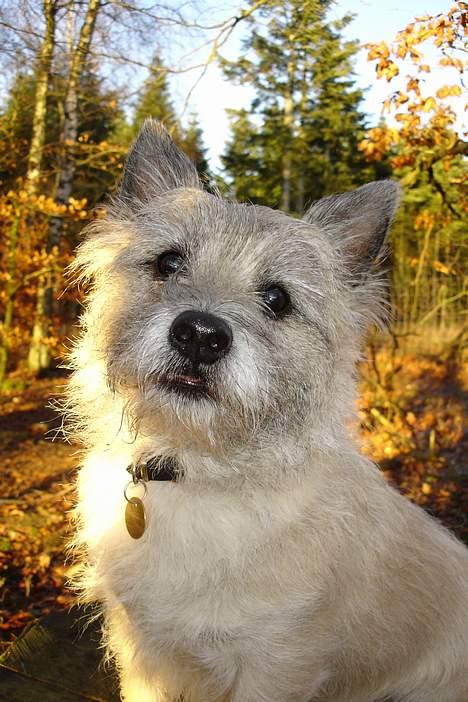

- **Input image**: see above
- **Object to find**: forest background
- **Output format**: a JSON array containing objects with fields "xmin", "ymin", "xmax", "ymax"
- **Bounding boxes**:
[{"xmin": 0, "ymin": 0, "xmax": 466, "ymax": 651}]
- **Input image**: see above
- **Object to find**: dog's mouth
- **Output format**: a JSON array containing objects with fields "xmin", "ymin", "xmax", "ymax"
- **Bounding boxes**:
[{"xmin": 158, "ymin": 371, "xmax": 211, "ymax": 399}]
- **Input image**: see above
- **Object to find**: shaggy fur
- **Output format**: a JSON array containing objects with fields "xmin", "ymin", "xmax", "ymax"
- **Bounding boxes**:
[{"xmin": 67, "ymin": 120, "xmax": 468, "ymax": 702}]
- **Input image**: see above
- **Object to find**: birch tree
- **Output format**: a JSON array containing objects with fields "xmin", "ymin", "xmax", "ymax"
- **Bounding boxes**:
[
  {"xmin": 0, "ymin": 0, "xmax": 57, "ymax": 385},
  {"xmin": 28, "ymin": 0, "xmax": 101, "ymax": 372}
]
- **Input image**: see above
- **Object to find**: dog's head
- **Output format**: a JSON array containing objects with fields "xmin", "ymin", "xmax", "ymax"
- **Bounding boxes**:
[{"xmin": 73, "ymin": 120, "xmax": 399, "ymax": 452}]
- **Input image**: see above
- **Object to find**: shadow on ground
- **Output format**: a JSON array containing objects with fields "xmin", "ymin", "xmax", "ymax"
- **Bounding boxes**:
[{"xmin": 0, "ymin": 608, "xmax": 119, "ymax": 701}]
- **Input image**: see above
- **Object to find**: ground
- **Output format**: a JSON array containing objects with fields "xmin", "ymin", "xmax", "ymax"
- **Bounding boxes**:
[{"xmin": 0, "ymin": 348, "xmax": 467, "ymax": 653}]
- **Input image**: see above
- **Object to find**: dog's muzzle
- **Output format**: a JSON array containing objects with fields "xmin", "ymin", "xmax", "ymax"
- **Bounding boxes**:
[{"xmin": 169, "ymin": 310, "xmax": 232, "ymax": 365}]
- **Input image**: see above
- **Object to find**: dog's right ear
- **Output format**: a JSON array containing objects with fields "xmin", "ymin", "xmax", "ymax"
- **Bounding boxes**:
[{"xmin": 119, "ymin": 118, "xmax": 201, "ymax": 206}]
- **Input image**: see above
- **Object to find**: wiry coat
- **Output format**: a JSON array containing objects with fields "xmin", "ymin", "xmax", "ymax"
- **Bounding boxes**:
[{"xmin": 67, "ymin": 120, "xmax": 468, "ymax": 702}]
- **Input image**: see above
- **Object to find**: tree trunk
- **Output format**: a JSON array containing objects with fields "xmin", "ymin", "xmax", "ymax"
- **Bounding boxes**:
[
  {"xmin": 49, "ymin": 0, "xmax": 101, "ymax": 252},
  {"xmin": 1, "ymin": 0, "xmax": 56, "ymax": 382},
  {"xmin": 410, "ymin": 223, "xmax": 432, "ymax": 328},
  {"xmin": 281, "ymin": 43, "xmax": 296, "ymax": 213},
  {"xmin": 25, "ymin": 0, "xmax": 57, "ymax": 198},
  {"xmin": 282, "ymin": 92, "xmax": 293, "ymax": 212},
  {"xmin": 28, "ymin": 0, "xmax": 101, "ymax": 373},
  {"xmin": 295, "ymin": 68, "xmax": 308, "ymax": 214}
]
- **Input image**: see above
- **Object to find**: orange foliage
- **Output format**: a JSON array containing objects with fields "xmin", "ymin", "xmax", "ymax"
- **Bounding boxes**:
[
  {"xmin": 359, "ymin": 2, "xmax": 466, "ymax": 169},
  {"xmin": 0, "ymin": 187, "xmax": 89, "ymax": 369},
  {"xmin": 359, "ymin": 347, "xmax": 467, "ymax": 526}
]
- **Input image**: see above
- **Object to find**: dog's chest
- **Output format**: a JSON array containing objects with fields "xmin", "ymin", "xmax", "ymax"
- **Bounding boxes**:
[
  {"xmin": 95, "ymin": 483, "xmax": 310, "ymax": 660},
  {"xmin": 98, "ymin": 487, "xmax": 268, "ymax": 642}
]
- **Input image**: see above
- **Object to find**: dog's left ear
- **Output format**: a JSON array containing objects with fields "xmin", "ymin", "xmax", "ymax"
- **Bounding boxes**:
[
  {"xmin": 304, "ymin": 181, "xmax": 400, "ymax": 277},
  {"xmin": 120, "ymin": 118, "xmax": 201, "ymax": 206}
]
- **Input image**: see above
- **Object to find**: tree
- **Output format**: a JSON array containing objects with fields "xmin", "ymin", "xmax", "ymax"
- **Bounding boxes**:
[
  {"xmin": 222, "ymin": 0, "xmax": 380, "ymax": 213},
  {"xmin": 181, "ymin": 114, "xmax": 210, "ymax": 181},
  {"xmin": 71, "ymin": 72, "xmax": 127, "ymax": 205},
  {"xmin": 0, "ymin": 69, "xmax": 125, "ymax": 387},
  {"xmin": 0, "ymin": 0, "xmax": 266, "ymax": 384},
  {"xmin": 360, "ymin": 2, "xmax": 466, "ymax": 332},
  {"xmin": 223, "ymin": 107, "xmax": 282, "ymax": 204},
  {"xmin": 132, "ymin": 59, "xmax": 210, "ymax": 180},
  {"xmin": 0, "ymin": 0, "xmax": 57, "ymax": 386},
  {"xmin": 24, "ymin": 0, "xmax": 57, "ymax": 198},
  {"xmin": 0, "ymin": 74, "xmax": 38, "ymax": 191},
  {"xmin": 132, "ymin": 55, "xmax": 180, "ymax": 138},
  {"xmin": 28, "ymin": 0, "xmax": 102, "ymax": 373}
]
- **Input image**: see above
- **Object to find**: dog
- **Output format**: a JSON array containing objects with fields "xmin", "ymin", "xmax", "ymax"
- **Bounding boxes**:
[{"xmin": 67, "ymin": 119, "xmax": 468, "ymax": 702}]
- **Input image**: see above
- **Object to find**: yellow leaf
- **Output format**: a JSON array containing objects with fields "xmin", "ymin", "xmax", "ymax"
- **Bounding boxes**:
[
  {"xmin": 380, "ymin": 61, "xmax": 399, "ymax": 81},
  {"xmin": 396, "ymin": 92, "xmax": 409, "ymax": 104},
  {"xmin": 439, "ymin": 56, "xmax": 464, "ymax": 72},
  {"xmin": 422, "ymin": 96, "xmax": 437, "ymax": 112},
  {"xmin": 406, "ymin": 77, "xmax": 421, "ymax": 95},
  {"xmin": 38, "ymin": 553, "xmax": 51, "ymax": 569},
  {"xmin": 433, "ymin": 261, "xmax": 451, "ymax": 274},
  {"xmin": 367, "ymin": 41, "xmax": 390, "ymax": 61}
]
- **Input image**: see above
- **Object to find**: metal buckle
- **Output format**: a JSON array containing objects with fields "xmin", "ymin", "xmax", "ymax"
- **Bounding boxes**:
[{"xmin": 126, "ymin": 460, "xmax": 149, "ymax": 484}]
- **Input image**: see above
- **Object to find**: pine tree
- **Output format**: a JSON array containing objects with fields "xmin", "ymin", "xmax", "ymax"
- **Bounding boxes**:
[
  {"xmin": 72, "ymin": 71, "xmax": 126, "ymax": 206},
  {"xmin": 0, "ymin": 69, "xmax": 124, "ymax": 202},
  {"xmin": 132, "ymin": 55, "xmax": 180, "ymax": 139},
  {"xmin": 132, "ymin": 60, "xmax": 210, "ymax": 181},
  {"xmin": 0, "ymin": 74, "xmax": 38, "ymax": 190},
  {"xmin": 223, "ymin": 107, "xmax": 283, "ymax": 205},
  {"xmin": 181, "ymin": 114, "xmax": 210, "ymax": 179},
  {"xmin": 222, "ymin": 0, "xmax": 386, "ymax": 213}
]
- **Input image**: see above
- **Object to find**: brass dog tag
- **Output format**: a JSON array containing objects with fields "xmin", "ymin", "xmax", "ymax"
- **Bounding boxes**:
[{"xmin": 125, "ymin": 496, "xmax": 146, "ymax": 539}]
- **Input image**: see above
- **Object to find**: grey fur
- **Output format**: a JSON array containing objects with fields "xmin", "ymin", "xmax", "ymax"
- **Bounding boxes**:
[
  {"xmin": 120, "ymin": 119, "xmax": 201, "ymax": 206},
  {"xmin": 305, "ymin": 180, "xmax": 400, "ymax": 272},
  {"xmin": 67, "ymin": 120, "xmax": 468, "ymax": 702}
]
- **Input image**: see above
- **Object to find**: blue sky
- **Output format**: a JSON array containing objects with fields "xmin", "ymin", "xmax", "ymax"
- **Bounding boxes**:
[{"xmin": 168, "ymin": 1, "xmax": 457, "ymax": 172}]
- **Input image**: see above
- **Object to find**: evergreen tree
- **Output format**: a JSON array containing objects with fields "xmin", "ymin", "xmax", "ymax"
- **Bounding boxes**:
[
  {"xmin": 222, "ymin": 0, "xmax": 387, "ymax": 212},
  {"xmin": 73, "ymin": 71, "xmax": 126, "ymax": 206},
  {"xmin": 132, "ymin": 59, "xmax": 210, "ymax": 181},
  {"xmin": 132, "ymin": 55, "xmax": 180, "ymax": 139},
  {"xmin": 181, "ymin": 114, "xmax": 210, "ymax": 179},
  {"xmin": 0, "ymin": 74, "xmax": 38, "ymax": 190},
  {"xmin": 223, "ymin": 107, "xmax": 283, "ymax": 204},
  {"xmin": 0, "ymin": 69, "xmax": 124, "ymax": 203}
]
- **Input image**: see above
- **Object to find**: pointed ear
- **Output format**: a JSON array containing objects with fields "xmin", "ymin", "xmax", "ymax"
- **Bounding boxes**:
[
  {"xmin": 120, "ymin": 118, "xmax": 201, "ymax": 205},
  {"xmin": 304, "ymin": 181, "xmax": 400, "ymax": 276}
]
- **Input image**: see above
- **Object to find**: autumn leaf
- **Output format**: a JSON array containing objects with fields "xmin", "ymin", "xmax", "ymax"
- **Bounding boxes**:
[
  {"xmin": 436, "ymin": 85, "xmax": 462, "ymax": 98},
  {"xmin": 422, "ymin": 96, "xmax": 437, "ymax": 112}
]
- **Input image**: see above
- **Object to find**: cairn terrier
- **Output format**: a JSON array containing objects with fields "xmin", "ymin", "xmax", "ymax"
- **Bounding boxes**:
[{"xmin": 68, "ymin": 119, "xmax": 468, "ymax": 702}]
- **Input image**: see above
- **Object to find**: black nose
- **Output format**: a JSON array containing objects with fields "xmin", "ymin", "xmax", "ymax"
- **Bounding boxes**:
[{"xmin": 169, "ymin": 311, "xmax": 233, "ymax": 365}]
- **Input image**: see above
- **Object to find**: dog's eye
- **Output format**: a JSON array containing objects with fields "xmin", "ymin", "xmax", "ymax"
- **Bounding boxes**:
[
  {"xmin": 261, "ymin": 286, "xmax": 291, "ymax": 318},
  {"xmin": 156, "ymin": 251, "xmax": 184, "ymax": 278}
]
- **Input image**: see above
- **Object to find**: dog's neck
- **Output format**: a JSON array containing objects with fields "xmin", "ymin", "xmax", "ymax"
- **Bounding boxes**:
[{"xmin": 129, "ymin": 427, "xmax": 352, "ymax": 493}]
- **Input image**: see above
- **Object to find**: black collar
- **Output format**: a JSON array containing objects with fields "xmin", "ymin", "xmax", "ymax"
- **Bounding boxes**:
[{"xmin": 127, "ymin": 456, "xmax": 179, "ymax": 482}]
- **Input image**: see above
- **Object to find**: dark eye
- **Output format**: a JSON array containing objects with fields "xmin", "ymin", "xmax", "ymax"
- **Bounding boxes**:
[
  {"xmin": 156, "ymin": 251, "xmax": 184, "ymax": 278},
  {"xmin": 261, "ymin": 285, "xmax": 291, "ymax": 318}
]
